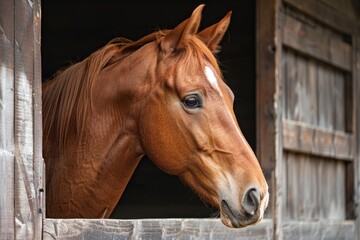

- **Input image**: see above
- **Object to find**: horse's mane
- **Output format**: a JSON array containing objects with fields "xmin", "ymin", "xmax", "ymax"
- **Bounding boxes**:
[{"xmin": 42, "ymin": 29, "xmax": 221, "ymax": 151}]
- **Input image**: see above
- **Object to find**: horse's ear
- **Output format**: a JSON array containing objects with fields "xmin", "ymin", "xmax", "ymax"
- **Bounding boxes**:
[
  {"xmin": 197, "ymin": 11, "xmax": 232, "ymax": 54},
  {"xmin": 161, "ymin": 4, "xmax": 204, "ymax": 52}
]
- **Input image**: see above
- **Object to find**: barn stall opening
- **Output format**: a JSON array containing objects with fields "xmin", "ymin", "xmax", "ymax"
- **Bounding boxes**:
[{"xmin": 1, "ymin": 0, "xmax": 360, "ymax": 239}]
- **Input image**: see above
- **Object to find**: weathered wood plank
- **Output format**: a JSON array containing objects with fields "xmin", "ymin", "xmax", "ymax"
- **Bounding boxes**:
[
  {"xmin": 273, "ymin": 0, "xmax": 284, "ymax": 239},
  {"xmin": 284, "ymin": 152, "xmax": 298, "ymax": 219},
  {"xmin": 318, "ymin": 0, "xmax": 358, "ymax": 20},
  {"xmin": 282, "ymin": 50, "xmax": 310, "ymax": 122},
  {"xmin": 283, "ymin": 220, "xmax": 355, "ymax": 239},
  {"xmin": 333, "ymin": 71, "xmax": 345, "ymax": 131},
  {"xmin": 282, "ymin": 120, "xmax": 353, "ymax": 160},
  {"xmin": 283, "ymin": 50, "xmax": 347, "ymax": 131},
  {"xmin": 282, "ymin": 151, "xmax": 288, "ymax": 220},
  {"xmin": 354, "ymin": 34, "xmax": 360, "ymax": 240},
  {"xmin": 283, "ymin": 14, "xmax": 352, "ymax": 71},
  {"xmin": 0, "ymin": 0, "xmax": 15, "ymax": 239},
  {"xmin": 43, "ymin": 219, "xmax": 273, "ymax": 240},
  {"xmin": 256, "ymin": 0, "xmax": 277, "ymax": 170},
  {"xmin": 284, "ymin": 50, "xmax": 298, "ymax": 121},
  {"xmin": 318, "ymin": 63, "xmax": 334, "ymax": 130},
  {"xmin": 284, "ymin": 152, "xmax": 346, "ymax": 220},
  {"xmin": 42, "ymin": 218, "xmax": 355, "ymax": 240},
  {"xmin": 255, "ymin": 0, "xmax": 277, "ymax": 219},
  {"xmin": 345, "ymin": 74, "xmax": 353, "ymax": 132},
  {"xmin": 13, "ymin": 0, "xmax": 39, "ymax": 239},
  {"xmin": 307, "ymin": 59, "xmax": 318, "ymax": 125},
  {"xmin": 33, "ymin": 0, "xmax": 44, "ymax": 239},
  {"xmin": 296, "ymin": 54, "xmax": 308, "ymax": 123},
  {"xmin": 284, "ymin": 0, "xmax": 356, "ymax": 35}
]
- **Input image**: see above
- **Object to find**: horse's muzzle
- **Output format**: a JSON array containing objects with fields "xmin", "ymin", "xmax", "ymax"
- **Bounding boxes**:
[{"xmin": 220, "ymin": 187, "xmax": 268, "ymax": 228}]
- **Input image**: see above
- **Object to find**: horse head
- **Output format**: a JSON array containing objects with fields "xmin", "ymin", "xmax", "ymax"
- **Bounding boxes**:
[
  {"xmin": 137, "ymin": 5, "xmax": 269, "ymax": 228},
  {"xmin": 43, "ymin": 4, "xmax": 268, "ymax": 228}
]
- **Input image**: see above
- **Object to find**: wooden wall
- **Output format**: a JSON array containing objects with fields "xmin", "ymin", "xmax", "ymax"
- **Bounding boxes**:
[
  {"xmin": 257, "ymin": 0, "xmax": 360, "ymax": 238},
  {"xmin": 281, "ymin": 1, "xmax": 354, "ymax": 221},
  {"xmin": 43, "ymin": 218, "xmax": 356, "ymax": 240},
  {"xmin": 0, "ymin": 0, "xmax": 43, "ymax": 239},
  {"xmin": 1, "ymin": 0, "xmax": 359, "ymax": 239}
]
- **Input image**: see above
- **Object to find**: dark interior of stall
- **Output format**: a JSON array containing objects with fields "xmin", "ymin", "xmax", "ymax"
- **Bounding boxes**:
[{"xmin": 42, "ymin": 0, "xmax": 256, "ymax": 219}]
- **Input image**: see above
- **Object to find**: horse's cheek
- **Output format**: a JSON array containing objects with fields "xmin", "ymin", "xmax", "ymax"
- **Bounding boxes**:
[{"xmin": 138, "ymin": 101, "xmax": 186, "ymax": 175}]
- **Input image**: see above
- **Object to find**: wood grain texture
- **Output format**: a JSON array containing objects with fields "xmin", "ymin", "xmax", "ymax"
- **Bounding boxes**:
[
  {"xmin": 43, "ymin": 219, "xmax": 274, "ymax": 240},
  {"xmin": 283, "ymin": 14, "xmax": 352, "ymax": 71},
  {"xmin": 256, "ymin": 0, "xmax": 278, "ymax": 220},
  {"xmin": 318, "ymin": 0, "xmax": 358, "ymax": 21},
  {"xmin": 33, "ymin": 0, "xmax": 44, "ymax": 238},
  {"xmin": 283, "ymin": 49, "xmax": 347, "ymax": 132},
  {"xmin": 43, "ymin": 218, "xmax": 355, "ymax": 240},
  {"xmin": 13, "ymin": 0, "xmax": 42, "ymax": 239},
  {"xmin": 284, "ymin": 152, "xmax": 346, "ymax": 220},
  {"xmin": 354, "ymin": 34, "xmax": 360, "ymax": 240},
  {"xmin": 0, "ymin": 0, "xmax": 15, "ymax": 239},
  {"xmin": 307, "ymin": 59, "xmax": 318, "ymax": 125},
  {"xmin": 273, "ymin": 0, "xmax": 284, "ymax": 238},
  {"xmin": 318, "ymin": 63, "xmax": 333, "ymax": 129},
  {"xmin": 284, "ymin": 0, "xmax": 356, "ymax": 34},
  {"xmin": 280, "ymin": 0, "xmax": 356, "ymax": 229},
  {"xmin": 256, "ymin": 0, "xmax": 277, "ymax": 171},
  {"xmin": 334, "ymin": 71, "xmax": 345, "ymax": 131},
  {"xmin": 283, "ymin": 220, "xmax": 355, "ymax": 240},
  {"xmin": 282, "ymin": 120, "xmax": 353, "ymax": 160}
]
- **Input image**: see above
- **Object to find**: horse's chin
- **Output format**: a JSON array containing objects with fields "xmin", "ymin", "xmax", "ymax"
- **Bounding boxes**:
[{"xmin": 219, "ymin": 200, "xmax": 263, "ymax": 228}]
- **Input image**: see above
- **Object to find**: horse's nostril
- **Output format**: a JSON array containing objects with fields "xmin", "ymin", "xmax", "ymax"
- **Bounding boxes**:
[{"xmin": 242, "ymin": 188, "xmax": 260, "ymax": 215}]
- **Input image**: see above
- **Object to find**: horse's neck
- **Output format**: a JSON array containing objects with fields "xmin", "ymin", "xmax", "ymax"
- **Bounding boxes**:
[
  {"xmin": 46, "ymin": 116, "xmax": 145, "ymax": 217},
  {"xmin": 46, "ymin": 46, "xmax": 159, "ymax": 218}
]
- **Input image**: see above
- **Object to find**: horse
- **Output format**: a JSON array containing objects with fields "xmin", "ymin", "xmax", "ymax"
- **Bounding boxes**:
[{"xmin": 42, "ymin": 5, "xmax": 269, "ymax": 228}]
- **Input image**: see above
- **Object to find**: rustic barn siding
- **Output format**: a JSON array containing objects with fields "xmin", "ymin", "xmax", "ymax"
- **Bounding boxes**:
[
  {"xmin": 283, "ymin": 152, "xmax": 346, "ymax": 220},
  {"xmin": 0, "ymin": 0, "xmax": 16, "ymax": 238},
  {"xmin": 258, "ymin": 0, "xmax": 360, "ymax": 238},
  {"xmin": 43, "ymin": 219, "xmax": 274, "ymax": 240},
  {"xmin": 0, "ymin": 0, "xmax": 359, "ymax": 239},
  {"xmin": 40, "ymin": 1, "xmax": 360, "ymax": 239},
  {"xmin": 0, "ymin": 0, "xmax": 43, "ymax": 239},
  {"xmin": 283, "ymin": 50, "xmax": 348, "ymax": 131},
  {"xmin": 43, "ymin": 218, "xmax": 356, "ymax": 240},
  {"xmin": 355, "ymin": 35, "xmax": 360, "ymax": 240}
]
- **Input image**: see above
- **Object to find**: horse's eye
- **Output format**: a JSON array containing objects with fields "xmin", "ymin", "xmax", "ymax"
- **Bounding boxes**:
[{"xmin": 182, "ymin": 95, "xmax": 202, "ymax": 109}]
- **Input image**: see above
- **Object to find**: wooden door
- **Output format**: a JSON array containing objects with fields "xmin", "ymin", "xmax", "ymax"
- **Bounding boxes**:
[{"xmin": 257, "ymin": 0, "xmax": 360, "ymax": 239}]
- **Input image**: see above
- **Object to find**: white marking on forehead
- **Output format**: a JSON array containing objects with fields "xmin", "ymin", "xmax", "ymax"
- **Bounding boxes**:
[
  {"xmin": 204, "ymin": 66, "xmax": 222, "ymax": 95},
  {"xmin": 204, "ymin": 66, "xmax": 246, "ymax": 145}
]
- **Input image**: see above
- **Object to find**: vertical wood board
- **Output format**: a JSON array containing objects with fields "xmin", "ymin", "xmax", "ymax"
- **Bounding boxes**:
[
  {"xmin": 354, "ymin": 34, "xmax": 360, "ymax": 240},
  {"xmin": 14, "ymin": 0, "xmax": 36, "ymax": 237},
  {"xmin": 256, "ymin": 0, "xmax": 278, "ymax": 221},
  {"xmin": 307, "ymin": 59, "xmax": 318, "ymax": 125},
  {"xmin": 283, "ymin": 49, "xmax": 346, "ymax": 132},
  {"xmin": 32, "ymin": 0, "xmax": 44, "ymax": 238},
  {"xmin": 1, "ymin": 0, "xmax": 43, "ymax": 239},
  {"xmin": 280, "ymin": 1, "xmax": 355, "ymax": 235},
  {"xmin": 284, "ymin": 152, "xmax": 346, "ymax": 220},
  {"xmin": 273, "ymin": 0, "xmax": 284, "ymax": 239},
  {"xmin": 0, "ymin": 0, "xmax": 15, "ymax": 239}
]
